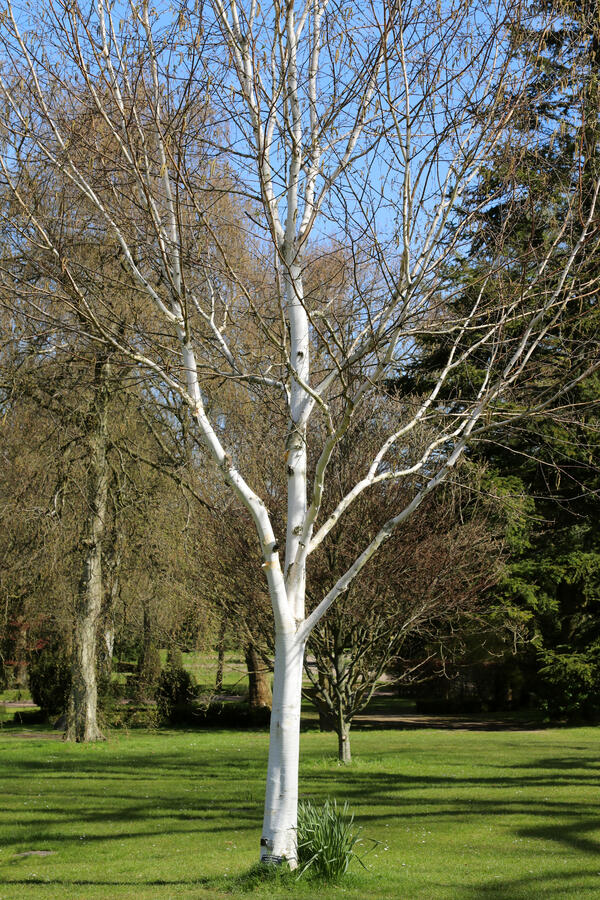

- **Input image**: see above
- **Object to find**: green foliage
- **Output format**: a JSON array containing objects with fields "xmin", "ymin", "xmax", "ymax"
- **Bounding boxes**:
[
  {"xmin": 297, "ymin": 799, "xmax": 368, "ymax": 882},
  {"xmin": 10, "ymin": 707, "xmax": 47, "ymax": 725},
  {"xmin": 197, "ymin": 699, "xmax": 271, "ymax": 728},
  {"xmin": 110, "ymin": 704, "xmax": 159, "ymax": 729},
  {"xmin": 27, "ymin": 640, "xmax": 71, "ymax": 717},
  {"xmin": 97, "ymin": 676, "xmax": 130, "ymax": 728},
  {"xmin": 166, "ymin": 645, "xmax": 183, "ymax": 670},
  {"xmin": 135, "ymin": 643, "xmax": 162, "ymax": 699},
  {"xmin": 479, "ymin": 473, "xmax": 535, "ymax": 554},
  {"xmin": 390, "ymin": 0, "xmax": 600, "ymax": 718},
  {"xmin": 155, "ymin": 663, "xmax": 195, "ymax": 724},
  {"xmin": 538, "ymin": 645, "xmax": 600, "ymax": 720}
]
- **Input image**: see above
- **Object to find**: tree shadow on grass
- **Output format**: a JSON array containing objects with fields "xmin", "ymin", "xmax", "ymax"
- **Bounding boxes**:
[
  {"xmin": 517, "ymin": 816, "xmax": 600, "ymax": 859},
  {"xmin": 3, "ymin": 862, "xmax": 347, "ymax": 895},
  {"xmin": 351, "ymin": 715, "xmax": 547, "ymax": 732},
  {"xmin": 2, "ymin": 739, "xmax": 600, "ymax": 897},
  {"xmin": 303, "ymin": 756, "xmax": 600, "ymax": 803},
  {"xmin": 0, "ymin": 876, "xmax": 236, "ymax": 899},
  {"xmin": 462, "ymin": 818, "xmax": 600, "ymax": 897},
  {"xmin": 0, "ymin": 863, "xmax": 301, "ymax": 896},
  {"xmin": 508, "ymin": 755, "xmax": 600, "ymax": 772},
  {"xmin": 300, "ymin": 756, "xmax": 600, "ymax": 899},
  {"xmin": 453, "ymin": 867, "xmax": 600, "ymax": 899},
  {"xmin": 0, "ymin": 749, "xmax": 263, "ymax": 854}
]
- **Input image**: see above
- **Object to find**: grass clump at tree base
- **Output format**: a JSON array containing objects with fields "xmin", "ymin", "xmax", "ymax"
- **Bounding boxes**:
[{"xmin": 296, "ymin": 798, "xmax": 370, "ymax": 881}]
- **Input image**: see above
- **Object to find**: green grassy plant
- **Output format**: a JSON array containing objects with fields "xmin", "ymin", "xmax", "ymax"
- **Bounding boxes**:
[{"xmin": 296, "ymin": 798, "xmax": 365, "ymax": 881}]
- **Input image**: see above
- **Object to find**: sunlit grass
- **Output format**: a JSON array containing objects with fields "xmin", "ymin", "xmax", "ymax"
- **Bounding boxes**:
[{"xmin": 1, "ymin": 726, "xmax": 600, "ymax": 898}]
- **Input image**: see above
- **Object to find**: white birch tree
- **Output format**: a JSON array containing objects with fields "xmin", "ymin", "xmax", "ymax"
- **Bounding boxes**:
[{"xmin": 0, "ymin": 0, "xmax": 598, "ymax": 866}]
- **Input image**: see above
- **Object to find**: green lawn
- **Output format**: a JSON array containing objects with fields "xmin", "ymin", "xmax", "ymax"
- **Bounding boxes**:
[{"xmin": 0, "ymin": 725, "xmax": 599, "ymax": 899}]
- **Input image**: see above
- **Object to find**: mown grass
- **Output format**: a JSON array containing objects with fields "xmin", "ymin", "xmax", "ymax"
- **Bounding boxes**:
[{"xmin": 1, "ymin": 725, "xmax": 599, "ymax": 899}]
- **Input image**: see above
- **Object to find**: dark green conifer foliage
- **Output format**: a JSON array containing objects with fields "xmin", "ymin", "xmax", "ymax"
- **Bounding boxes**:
[{"xmin": 391, "ymin": 0, "xmax": 600, "ymax": 717}]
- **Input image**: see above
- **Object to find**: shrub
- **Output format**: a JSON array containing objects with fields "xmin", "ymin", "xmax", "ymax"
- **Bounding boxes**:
[
  {"xmin": 166, "ymin": 646, "xmax": 183, "ymax": 670},
  {"xmin": 97, "ymin": 674, "xmax": 126, "ymax": 727},
  {"xmin": 151, "ymin": 692, "xmax": 271, "ymax": 729},
  {"xmin": 135, "ymin": 643, "xmax": 162, "ymax": 699},
  {"xmin": 155, "ymin": 663, "xmax": 195, "ymax": 723},
  {"xmin": 104, "ymin": 702, "xmax": 159, "ymax": 729},
  {"xmin": 538, "ymin": 647, "xmax": 600, "ymax": 721},
  {"xmin": 296, "ymin": 798, "xmax": 366, "ymax": 882},
  {"xmin": 415, "ymin": 696, "xmax": 483, "ymax": 715},
  {"xmin": 28, "ymin": 641, "xmax": 71, "ymax": 717},
  {"xmin": 12, "ymin": 708, "xmax": 47, "ymax": 725},
  {"xmin": 199, "ymin": 699, "xmax": 270, "ymax": 728}
]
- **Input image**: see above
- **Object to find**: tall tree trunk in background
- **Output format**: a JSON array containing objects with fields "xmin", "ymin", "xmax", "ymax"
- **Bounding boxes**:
[
  {"xmin": 137, "ymin": 596, "xmax": 161, "ymax": 699},
  {"xmin": 333, "ymin": 638, "xmax": 352, "ymax": 764},
  {"xmin": 215, "ymin": 615, "xmax": 226, "ymax": 693},
  {"xmin": 98, "ymin": 534, "xmax": 120, "ymax": 685},
  {"xmin": 336, "ymin": 711, "xmax": 352, "ymax": 764},
  {"xmin": 245, "ymin": 643, "xmax": 272, "ymax": 709},
  {"xmin": 65, "ymin": 354, "xmax": 111, "ymax": 742},
  {"xmin": 12, "ymin": 617, "xmax": 28, "ymax": 689}
]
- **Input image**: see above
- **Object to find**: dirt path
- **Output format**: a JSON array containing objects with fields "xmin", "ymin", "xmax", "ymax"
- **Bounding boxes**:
[
  {"xmin": 0, "ymin": 730, "xmax": 63, "ymax": 740},
  {"xmin": 353, "ymin": 712, "xmax": 544, "ymax": 731},
  {"xmin": 1, "ymin": 701, "xmax": 37, "ymax": 708}
]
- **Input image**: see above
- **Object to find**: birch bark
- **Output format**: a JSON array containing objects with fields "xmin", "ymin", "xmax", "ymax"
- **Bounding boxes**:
[{"xmin": 260, "ymin": 629, "xmax": 306, "ymax": 864}]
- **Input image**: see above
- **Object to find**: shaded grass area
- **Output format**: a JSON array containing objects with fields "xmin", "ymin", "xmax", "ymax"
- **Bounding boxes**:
[
  {"xmin": 0, "ymin": 706, "xmax": 35, "ymax": 726},
  {"xmin": 1, "ymin": 727, "xmax": 600, "ymax": 899},
  {"xmin": 0, "ymin": 689, "xmax": 35, "ymax": 726}
]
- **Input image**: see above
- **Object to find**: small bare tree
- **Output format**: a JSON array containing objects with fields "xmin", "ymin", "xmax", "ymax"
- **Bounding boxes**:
[
  {"xmin": 303, "ymin": 422, "xmax": 504, "ymax": 763},
  {"xmin": 0, "ymin": 0, "xmax": 598, "ymax": 866}
]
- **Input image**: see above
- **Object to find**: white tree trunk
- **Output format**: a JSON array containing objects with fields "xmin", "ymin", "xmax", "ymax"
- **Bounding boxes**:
[{"xmin": 260, "ymin": 628, "xmax": 306, "ymax": 867}]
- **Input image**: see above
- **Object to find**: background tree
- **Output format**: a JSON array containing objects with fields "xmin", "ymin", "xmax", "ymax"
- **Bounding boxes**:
[
  {"xmin": 0, "ymin": 349, "xmax": 75, "ymax": 692},
  {"xmin": 303, "ymin": 420, "xmax": 504, "ymax": 762},
  {"xmin": 0, "ymin": 312, "xmax": 216, "ymax": 728},
  {"xmin": 483, "ymin": 0, "xmax": 600, "ymax": 719},
  {"xmin": 404, "ymin": 0, "xmax": 600, "ymax": 718}
]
